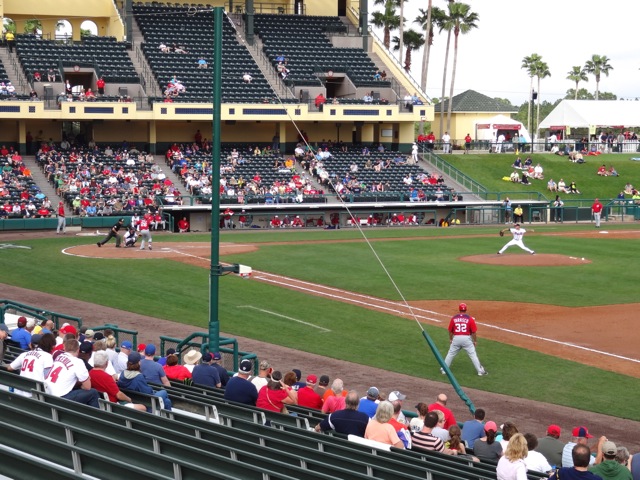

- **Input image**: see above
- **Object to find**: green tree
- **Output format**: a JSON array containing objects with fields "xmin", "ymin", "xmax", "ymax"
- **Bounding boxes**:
[
  {"xmin": 444, "ymin": 2, "xmax": 478, "ymax": 132},
  {"xmin": 3, "ymin": 19, "xmax": 16, "ymax": 34},
  {"xmin": 566, "ymin": 66, "xmax": 588, "ymax": 101},
  {"xmin": 392, "ymin": 29, "xmax": 425, "ymax": 71},
  {"xmin": 24, "ymin": 19, "xmax": 42, "ymax": 35},
  {"xmin": 565, "ymin": 88, "xmax": 594, "ymax": 100},
  {"xmin": 521, "ymin": 53, "xmax": 542, "ymax": 132},
  {"xmin": 584, "ymin": 54, "xmax": 613, "ymax": 101},
  {"xmin": 597, "ymin": 91, "xmax": 617, "ymax": 101},
  {"xmin": 371, "ymin": 0, "xmax": 401, "ymax": 50}
]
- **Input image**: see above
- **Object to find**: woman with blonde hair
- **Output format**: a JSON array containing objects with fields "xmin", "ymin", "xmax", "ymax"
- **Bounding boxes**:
[
  {"xmin": 364, "ymin": 401, "xmax": 405, "ymax": 449},
  {"xmin": 496, "ymin": 433, "xmax": 528, "ymax": 480}
]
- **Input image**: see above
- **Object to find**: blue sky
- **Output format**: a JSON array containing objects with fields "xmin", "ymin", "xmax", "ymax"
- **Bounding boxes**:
[{"xmin": 370, "ymin": 0, "xmax": 639, "ymax": 105}]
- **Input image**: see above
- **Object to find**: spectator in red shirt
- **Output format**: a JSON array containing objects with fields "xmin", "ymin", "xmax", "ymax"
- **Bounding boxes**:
[
  {"xmin": 89, "ymin": 351, "xmax": 146, "ymax": 411},
  {"xmin": 428, "ymin": 394, "xmax": 457, "ymax": 430},
  {"xmin": 163, "ymin": 354, "xmax": 192, "ymax": 381},
  {"xmin": 297, "ymin": 375, "xmax": 323, "ymax": 410},
  {"xmin": 96, "ymin": 77, "xmax": 105, "ymax": 95}
]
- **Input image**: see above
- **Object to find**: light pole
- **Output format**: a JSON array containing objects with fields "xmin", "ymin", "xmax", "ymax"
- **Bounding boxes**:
[{"xmin": 530, "ymin": 90, "xmax": 537, "ymax": 152}]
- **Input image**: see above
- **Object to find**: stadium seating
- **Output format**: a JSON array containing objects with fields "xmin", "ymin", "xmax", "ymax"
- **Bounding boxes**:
[
  {"xmin": 0, "ymin": 368, "xmax": 548, "ymax": 480},
  {"xmin": 254, "ymin": 14, "xmax": 391, "ymax": 89},
  {"xmin": 0, "ymin": 152, "xmax": 52, "ymax": 218},
  {"xmin": 15, "ymin": 35, "xmax": 139, "ymax": 84},
  {"xmin": 35, "ymin": 146, "xmax": 170, "ymax": 216},
  {"xmin": 134, "ymin": 3, "xmax": 279, "ymax": 103}
]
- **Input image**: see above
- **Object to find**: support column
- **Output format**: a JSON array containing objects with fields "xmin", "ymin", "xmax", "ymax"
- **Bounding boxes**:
[
  {"xmin": 148, "ymin": 120, "xmax": 157, "ymax": 154},
  {"xmin": 359, "ymin": 0, "xmax": 369, "ymax": 51},
  {"xmin": 18, "ymin": 121, "xmax": 26, "ymax": 156},
  {"xmin": 245, "ymin": 0, "xmax": 254, "ymax": 46}
]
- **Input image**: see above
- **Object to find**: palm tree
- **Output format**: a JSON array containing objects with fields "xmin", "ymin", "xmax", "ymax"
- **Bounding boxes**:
[
  {"xmin": 371, "ymin": 0, "xmax": 401, "ymax": 50},
  {"xmin": 521, "ymin": 53, "xmax": 542, "ymax": 132},
  {"xmin": 415, "ymin": 5, "xmax": 446, "ymax": 93},
  {"xmin": 397, "ymin": 0, "xmax": 405, "ymax": 65},
  {"xmin": 392, "ymin": 29, "xmax": 425, "ymax": 71},
  {"xmin": 584, "ymin": 54, "xmax": 613, "ymax": 100},
  {"xmin": 567, "ymin": 66, "xmax": 588, "ymax": 101},
  {"xmin": 438, "ymin": 3, "xmax": 453, "ymax": 140},
  {"xmin": 534, "ymin": 60, "xmax": 551, "ymax": 139},
  {"xmin": 444, "ymin": 2, "xmax": 478, "ymax": 132}
]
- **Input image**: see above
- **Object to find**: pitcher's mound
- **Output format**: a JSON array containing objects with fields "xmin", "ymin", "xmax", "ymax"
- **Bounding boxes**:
[{"xmin": 461, "ymin": 253, "xmax": 591, "ymax": 266}]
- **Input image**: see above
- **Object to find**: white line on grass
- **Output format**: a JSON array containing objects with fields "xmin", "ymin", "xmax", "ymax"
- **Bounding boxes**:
[
  {"xmin": 254, "ymin": 273, "xmax": 443, "ymax": 323},
  {"xmin": 478, "ymin": 322, "xmax": 640, "ymax": 364},
  {"xmin": 166, "ymin": 249, "xmax": 210, "ymax": 262},
  {"xmin": 255, "ymin": 271, "xmax": 449, "ymax": 317},
  {"xmin": 237, "ymin": 305, "xmax": 331, "ymax": 332}
]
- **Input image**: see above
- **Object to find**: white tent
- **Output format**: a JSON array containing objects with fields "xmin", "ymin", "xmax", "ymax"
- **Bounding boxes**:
[
  {"xmin": 539, "ymin": 100, "xmax": 640, "ymax": 131},
  {"xmin": 474, "ymin": 114, "xmax": 532, "ymax": 142}
]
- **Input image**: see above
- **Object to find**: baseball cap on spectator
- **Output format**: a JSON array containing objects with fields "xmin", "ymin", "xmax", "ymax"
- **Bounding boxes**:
[
  {"xmin": 238, "ymin": 359, "xmax": 252, "ymax": 374},
  {"xmin": 166, "ymin": 348, "xmax": 176, "ymax": 356},
  {"xmin": 30, "ymin": 333, "xmax": 43, "ymax": 345},
  {"xmin": 318, "ymin": 375, "xmax": 330, "ymax": 386},
  {"xmin": 572, "ymin": 426, "xmax": 593, "ymax": 438},
  {"xmin": 128, "ymin": 351, "xmax": 141, "ymax": 364},
  {"xmin": 93, "ymin": 332, "xmax": 105, "ymax": 341},
  {"xmin": 547, "ymin": 425, "xmax": 561, "ymax": 436},
  {"xmin": 484, "ymin": 421, "xmax": 498, "ymax": 433},
  {"xmin": 212, "ymin": 352, "xmax": 222, "ymax": 360},
  {"xmin": 367, "ymin": 386, "xmax": 380, "ymax": 399},
  {"xmin": 292, "ymin": 369, "xmax": 302, "ymax": 381},
  {"xmin": 17, "ymin": 316, "xmax": 27, "ymax": 327},
  {"xmin": 137, "ymin": 343, "xmax": 146, "ymax": 353},
  {"xmin": 306, "ymin": 374, "xmax": 317, "ymax": 385},
  {"xmin": 601, "ymin": 441, "xmax": 617, "ymax": 456},
  {"xmin": 144, "ymin": 344, "xmax": 156, "ymax": 356},
  {"xmin": 259, "ymin": 360, "xmax": 271, "ymax": 370},
  {"xmin": 120, "ymin": 340, "xmax": 133, "ymax": 350},
  {"xmin": 79, "ymin": 341, "xmax": 93, "ymax": 354},
  {"xmin": 26, "ymin": 319, "xmax": 36, "ymax": 329},
  {"xmin": 84, "ymin": 329, "xmax": 95, "ymax": 339},
  {"xmin": 60, "ymin": 325, "xmax": 77, "ymax": 335},
  {"xmin": 388, "ymin": 391, "xmax": 406, "ymax": 401},
  {"xmin": 202, "ymin": 352, "xmax": 213, "ymax": 362},
  {"xmin": 0, "ymin": 324, "xmax": 8, "ymax": 333}
]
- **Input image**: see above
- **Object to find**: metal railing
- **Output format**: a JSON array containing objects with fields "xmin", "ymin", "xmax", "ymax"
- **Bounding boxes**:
[{"xmin": 422, "ymin": 149, "xmax": 487, "ymax": 197}]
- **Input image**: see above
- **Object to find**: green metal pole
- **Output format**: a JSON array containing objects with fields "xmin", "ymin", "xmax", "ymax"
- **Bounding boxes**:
[{"xmin": 209, "ymin": 6, "xmax": 223, "ymax": 354}]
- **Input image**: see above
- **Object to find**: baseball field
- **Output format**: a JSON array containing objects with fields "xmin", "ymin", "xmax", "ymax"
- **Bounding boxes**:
[{"xmin": 1, "ymin": 223, "xmax": 639, "ymax": 448}]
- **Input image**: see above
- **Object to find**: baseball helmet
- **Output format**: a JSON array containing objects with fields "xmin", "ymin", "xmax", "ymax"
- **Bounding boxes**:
[{"xmin": 459, "ymin": 303, "xmax": 467, "ymax": 312}]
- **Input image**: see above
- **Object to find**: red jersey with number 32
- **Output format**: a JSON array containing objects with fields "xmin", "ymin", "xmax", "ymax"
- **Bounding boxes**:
[{"xmin": 448, "ymin": 314, "xmax": 477, "ymax": 336}]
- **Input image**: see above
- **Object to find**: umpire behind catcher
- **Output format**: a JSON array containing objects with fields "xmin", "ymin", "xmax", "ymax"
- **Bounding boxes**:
[{"xmin": 441, "ymin": 303, "xmax": 488, "ymax": 376}]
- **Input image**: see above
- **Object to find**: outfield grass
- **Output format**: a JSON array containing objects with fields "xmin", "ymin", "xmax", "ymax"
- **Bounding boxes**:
[
  {"xmin": 445, "ymin": 153, "xmax": 638, "ymax": 201},
  {"xmin": 2, "ymin": 227, "xmax": 639, "ymax": 421}
]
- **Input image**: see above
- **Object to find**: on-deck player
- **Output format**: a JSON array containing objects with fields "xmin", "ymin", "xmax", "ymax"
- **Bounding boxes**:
[
  {"xmin": 442, "ymin": 303, "xmax": 487, "ymax": 376},
  {"xmin": 497, "ymin": 224, "xmax": 535, "ymax": 255}
]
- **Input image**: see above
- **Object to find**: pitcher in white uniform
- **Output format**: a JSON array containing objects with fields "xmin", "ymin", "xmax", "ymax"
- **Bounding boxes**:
[{"xmin": 498, "ymin": 224, "xmax": 535, "ymax": 255}]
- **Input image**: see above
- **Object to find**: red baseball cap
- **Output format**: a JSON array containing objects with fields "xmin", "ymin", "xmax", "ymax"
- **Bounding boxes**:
[
  {"xmin": 60, "ymin": 324, "xmax": 77, "ymax": 335},
  {"xmin": 547, "ymin": 425, "xmax": 561, "ymax": 436},
  {"xmin": 306, "ymin": 374, "xmax": 317, "ymax": 384},
  {"xmin": 572, "ymin": 426, "xmax": 593, "ymax": 438}
]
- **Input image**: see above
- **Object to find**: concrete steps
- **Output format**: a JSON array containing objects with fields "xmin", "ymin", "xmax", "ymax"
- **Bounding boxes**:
[
  {"xmin": 22, "ymin": 155, "xmax": 64, "ymax": 205},
  {"xmin": 0, "ymin": 46, "xmax": 30, "ymax": 95}
]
